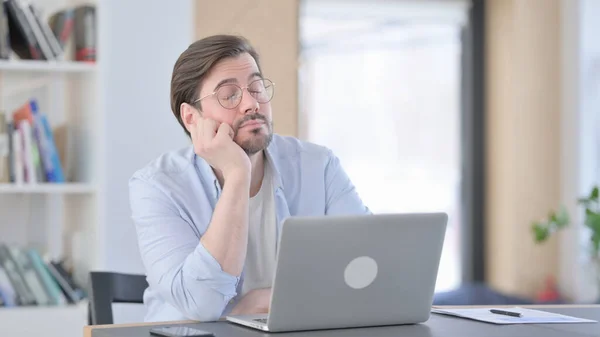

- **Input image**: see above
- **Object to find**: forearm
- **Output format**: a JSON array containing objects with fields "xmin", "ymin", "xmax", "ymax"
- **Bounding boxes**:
[
  {"xmin": 160, "ymin": 262, "xmax": 234, "ymax": 321},
  {"xmin": 200, "ymin": 172, "xmax": 250, "ymax": 276},
  {"xmin": 130, "ymin": 175, "xmax": 240, "ymax": 321}
]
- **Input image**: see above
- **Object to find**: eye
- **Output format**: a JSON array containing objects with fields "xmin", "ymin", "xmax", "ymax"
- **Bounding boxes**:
[
  {"xmin": 218, "ymin": 85, "xmax": 240, "ymax": 101},
  {"xmin": 249, "ymin": 81, "xmax": 266, "ymax": 94}
]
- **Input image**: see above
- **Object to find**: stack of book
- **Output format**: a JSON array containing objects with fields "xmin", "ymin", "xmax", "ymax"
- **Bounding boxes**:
[
  {"xmin": 0, "ymin": 99, "xmax": 65, "ymax": 184},
  {"xmin": 0, "ymin": 0, "xmax": 96, "ymax": 62},
  {"xmin": 0, "ymin": 242, "xmax": 86, "ymax": 307}
]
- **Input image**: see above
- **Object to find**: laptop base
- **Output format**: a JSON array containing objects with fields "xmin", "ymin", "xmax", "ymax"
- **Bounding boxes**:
[{"xmin": 226, "ymin": 315, "xmax": 270, "ymax": 331}]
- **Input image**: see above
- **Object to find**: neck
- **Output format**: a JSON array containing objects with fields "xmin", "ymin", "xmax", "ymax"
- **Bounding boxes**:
[{"xmin": 248, "ymin": 150, "xmax": 265, "ymax": 197}]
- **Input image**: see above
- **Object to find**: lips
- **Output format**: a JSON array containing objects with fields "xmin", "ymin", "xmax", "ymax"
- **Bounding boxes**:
[{"xmin": 240, "ymin": 120, "xmax": 264, "ymax": 128}]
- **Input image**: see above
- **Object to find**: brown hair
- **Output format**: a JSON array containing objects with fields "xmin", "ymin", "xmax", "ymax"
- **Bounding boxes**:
[{"xmin": 170, "ymin": 35, "xmax": 261, "ymax": 137}]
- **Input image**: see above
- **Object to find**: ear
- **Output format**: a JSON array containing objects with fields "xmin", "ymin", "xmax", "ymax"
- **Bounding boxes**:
[{"xmin": 180, "ymin": 102, "xmax": 199, "ymax": 134}]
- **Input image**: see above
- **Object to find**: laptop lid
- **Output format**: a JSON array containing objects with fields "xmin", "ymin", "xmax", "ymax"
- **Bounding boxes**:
[{"xmin": 266, "ymin": 212, "xmax": 448, "ymax": 332}]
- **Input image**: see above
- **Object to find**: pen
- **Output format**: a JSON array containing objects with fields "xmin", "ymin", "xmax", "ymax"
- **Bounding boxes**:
[{"xmin": 490, "ymin": 309, "xmax": 522, "ymax": 318}]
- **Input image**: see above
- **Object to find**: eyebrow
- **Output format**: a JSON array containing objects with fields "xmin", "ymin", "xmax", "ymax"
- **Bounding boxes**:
[
  {"xmin": 213, "ymin": 72, "xmax": 263, "ymax": 91},
  {"xmin": 248, "ymin": 72, "xmax": 263, "ymax": 81}
]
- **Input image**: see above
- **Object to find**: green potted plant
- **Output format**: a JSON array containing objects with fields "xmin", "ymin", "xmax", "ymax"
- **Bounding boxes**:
[{"xmin": 531, "ymin": 185, "xmax": 600, "ymax": 303}]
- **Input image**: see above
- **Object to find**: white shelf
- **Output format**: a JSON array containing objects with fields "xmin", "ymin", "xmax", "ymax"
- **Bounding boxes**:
[
  {"xmin": 0, "ymin": 300, "xmax": 87, "ymax": 312},
  {"xmin": 0, "ymin": 60, "xmax": 96, "ymax": 73},
  {"xmin": 0, "ymin": 183, "xmax": 96, "ymax": 194},
  {"xmin": 0, "ymin": 301, "xmax": 88, "ymax": 337}
]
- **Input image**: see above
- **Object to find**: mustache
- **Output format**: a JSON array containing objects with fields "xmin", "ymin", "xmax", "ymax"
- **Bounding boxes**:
[{"xmin": 233, "ymin": 114, "xmax": 270, "ymax": 131}]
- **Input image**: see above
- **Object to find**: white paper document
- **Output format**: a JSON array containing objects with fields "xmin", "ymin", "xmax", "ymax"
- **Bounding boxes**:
[{"xmin": 431, "ymin": 307, "xmax": 598, "ymax": 324}]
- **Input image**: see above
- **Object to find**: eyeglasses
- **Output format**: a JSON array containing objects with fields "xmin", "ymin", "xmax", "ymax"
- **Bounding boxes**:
[{"xmin": 193, "ymin": 78, "xmax": 275, "ymax": 110}]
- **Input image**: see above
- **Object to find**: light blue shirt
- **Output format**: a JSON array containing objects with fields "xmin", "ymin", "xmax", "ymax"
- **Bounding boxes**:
[{"xmin": 128, "ymin": 134, "xmax": 370, "ymax": 322}]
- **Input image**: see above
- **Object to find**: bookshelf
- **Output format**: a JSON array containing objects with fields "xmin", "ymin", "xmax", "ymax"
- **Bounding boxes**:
[
  {"xmin": 0, "ymin": 0, "xmax": 99, "ymax": 336},
  {"xmin": 0, "ymin": 300, "xmax": 88, "ymax": 336},
  {"xmin": 1, "ymin": 0, "xmax": 195, "ymax": 334},
  {"xmin": 0, "ymin": 59, "xmax": 97, "ymax": 72},
  {"xmin": 0, "ymin": 182, "xmax": 96, "ymax": 194}
]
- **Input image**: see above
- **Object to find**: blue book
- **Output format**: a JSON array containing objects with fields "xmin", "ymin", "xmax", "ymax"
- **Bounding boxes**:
[
  {"xmin": 38, "ymin": 113, "xmax": 65, "ymax": 182},
  {"xmin": 29, "ymin": 100, "xmax": 64, "ymax": 182},
  {"xmin": 27, "ymin": 249, "xmax": 67, "ymax": 305}
]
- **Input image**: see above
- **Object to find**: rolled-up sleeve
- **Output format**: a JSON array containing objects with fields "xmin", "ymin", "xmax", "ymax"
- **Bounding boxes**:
[
  {"xmin": 129, "ymin": 175, "xmax": 238, "ymax": 322},
  {"xmin": 324, "ymin": 150, "xmax": 371, "ymax": 215}
]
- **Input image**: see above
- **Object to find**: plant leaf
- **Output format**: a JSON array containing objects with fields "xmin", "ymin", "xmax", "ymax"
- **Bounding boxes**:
[
  {"xmin": 532, "ymin": 222, "xmax": 549, "ymax": 243},
  {"xmin": 577, "ymin": 198, "xmax": 592, "ymax": 207},
  {"xmin": 586, "ymin": 208, "xmax": 595, "ymax": 226},
  {"xmin": 549, "ymin": 211, "xmax": 558, "ymax": 224},
  {"xmin": 585, "ymin": 212, "xmax": 600, "ymax": 233},
  {"xmin": 591, "ymin": 232, "xmax": 600, "ymax": 256},
  {"xmin": 590, "ymin": 186, "xmax": 599, "ymax": 201},
  {"xmin": 555, "ymin": 205, "xmax": 570, "ymax": 228}
]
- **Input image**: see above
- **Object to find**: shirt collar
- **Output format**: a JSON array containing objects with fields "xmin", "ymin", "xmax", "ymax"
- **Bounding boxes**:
[
  {"xmin": 264, "ymin": 138, "xmax": 284, "ymax": 191},
  {"xmin": 192, "ymin": 136, "xmax": 284, "ymax": 193}
]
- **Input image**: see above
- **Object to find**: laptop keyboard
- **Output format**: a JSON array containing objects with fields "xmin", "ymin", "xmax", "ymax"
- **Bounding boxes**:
[{"xmin": 253, "ymin": 318, "xmax": 268, "ymax": 324}]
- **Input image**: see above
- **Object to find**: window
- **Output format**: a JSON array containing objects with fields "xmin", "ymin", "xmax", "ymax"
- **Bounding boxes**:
[{"xmin": 299, "ymin": 0, "xmax": 469, "ymax": 292}]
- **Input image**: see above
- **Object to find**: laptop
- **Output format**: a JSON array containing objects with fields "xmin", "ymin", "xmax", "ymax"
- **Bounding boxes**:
[{"xmin": 226, "ymin": 212, "xmax": 447, "ymax": 332}]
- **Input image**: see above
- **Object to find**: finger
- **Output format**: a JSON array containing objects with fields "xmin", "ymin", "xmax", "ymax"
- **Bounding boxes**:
[
  {"xmin": 202, "ymin": 118, "xmax": 218, "ymax": 145},
  {"xmin": 216, "ymin": 122, "xmax": 234, "ymax": 140},
  {"xmin": 189, "ymin": 114, "xmax": 202, "ymax": 145}
]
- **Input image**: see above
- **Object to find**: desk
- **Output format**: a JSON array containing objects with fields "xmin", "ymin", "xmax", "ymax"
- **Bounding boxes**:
[{"xmin": 84, "ymin": 305, "xmax": 600, "ymax": 337}]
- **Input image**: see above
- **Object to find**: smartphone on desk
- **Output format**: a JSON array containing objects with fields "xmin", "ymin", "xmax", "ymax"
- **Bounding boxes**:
[{"xmin": 149, "ymin": 326, "xmax": 214, "ymax": 337}]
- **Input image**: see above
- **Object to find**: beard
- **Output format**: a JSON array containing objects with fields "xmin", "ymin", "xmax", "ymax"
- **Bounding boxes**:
[{"xmin": 233, "ymin": 113, "xmax": 274, "ymax": 155}]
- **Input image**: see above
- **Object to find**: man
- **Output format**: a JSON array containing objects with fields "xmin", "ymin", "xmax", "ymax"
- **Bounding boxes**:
[{"xmin": 129, "ymin": 35, "xmax": 369, "ymax": 323}]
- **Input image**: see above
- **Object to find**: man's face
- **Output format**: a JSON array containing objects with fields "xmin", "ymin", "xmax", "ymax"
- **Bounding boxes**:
[{"xmin": 197, "ymin": 53, "xmax": 273, "ymax": 155}]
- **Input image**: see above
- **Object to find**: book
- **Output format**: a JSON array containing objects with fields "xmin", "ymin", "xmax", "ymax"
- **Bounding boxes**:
[
  {"xmin": 31, "ymin": 101, "xmax": 64, "ymax": 182},
  {"xmin": 12, "ymin": 99, "xmax": 33, "ymax": 123},
  {"xmin": 11, "ymin": 99, "xmax": 65, "ymax": 183},
  {"xmin": 30, "ymin": 122, "xmax": 45, "ymax": 183},
  {"xmin": 7, "ymin": 121, "xmax": 14, "ymax": 182},
  {"xmin": 16, "ymin": 0, "xmax": 53, "ymax": 60},
  {"xmin": 0, "ymin": 243, "xmax": 89, "ymax": 307},
  {"xmin": 28, "ymin": 3, "xmax": 63, "ymax": 59},
  {"xmin": 45, "ymin": 259, "xmax": 85, "ymax": 303},
  {"xmin": 0, "ymin": 111, "xmax": 9, "ymax": 182},
  {"xmin": 0, "ymin": 243, "xmax": 36, "ymax": 305},
  {"xmin": 17, "ymin": 119, "xmax": 36, "ymax": 183},
  {"xmin": 11, "ymin": 122, "xmax": 23, "ymax": 184},
  {"xmin": 38, "ymin": 114, "xmax": 64, "ymax": 182},
  {"xmin": 52, "ymin": 124, "xmax": 69, "ymax": 181},
  {"xmin": 0, "ymin": 265, "xmax": 17, "ymax": 306},
  {"xmin": 8, "ymin": 245, "xmax": 52, "ymax": 305},
  {"xmin": 4, "ymin": 0, "xmax": 42, "ymax": 59},
  {"xmin": 73, "ymin": 5, "xmax": 95, "ymax": 62},
  {"xmin": 0, "ymin": 0, "xmax": 10, "ymax": 59},
  {"xmin": 11, "ymin": 101, "xmax": 36, "ymax": 183},
  {"xmin": 27, "ymin": 249, "xmax": 67, "ymax": 305},
  {"xmin": 48, "ymin": 8, "xmax": 73, "ymax": 51}
]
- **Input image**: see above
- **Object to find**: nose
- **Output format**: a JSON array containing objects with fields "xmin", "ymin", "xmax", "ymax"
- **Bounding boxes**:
[{"xmin": 238, "ymin": 88, "xmax": 260, "ymax": 115}]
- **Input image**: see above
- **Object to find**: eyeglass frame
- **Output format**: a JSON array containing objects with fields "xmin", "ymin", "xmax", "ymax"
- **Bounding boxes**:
[{"xmin": 191, "ymin": 78, "xmax": 275, "ymax": 110}]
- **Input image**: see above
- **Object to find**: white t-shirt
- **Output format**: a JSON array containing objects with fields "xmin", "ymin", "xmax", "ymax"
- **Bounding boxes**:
[{"xmin": 241, "ymin": 160, "xmax": 277, "ymax": 296}]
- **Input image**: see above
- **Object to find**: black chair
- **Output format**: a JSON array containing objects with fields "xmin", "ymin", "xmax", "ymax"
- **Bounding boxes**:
[{"xmin": 88, "ymin": 271, "xmax": 148, "ymax": 325}]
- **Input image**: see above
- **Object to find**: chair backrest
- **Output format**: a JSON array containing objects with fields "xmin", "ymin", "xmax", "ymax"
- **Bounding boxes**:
[{"xmin": 88, "ymin": 271, "xmax": 148, "ymax": 325}]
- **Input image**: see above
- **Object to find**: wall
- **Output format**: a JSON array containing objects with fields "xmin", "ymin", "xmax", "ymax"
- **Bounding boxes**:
[
  {"xmin": 194, "ymin": 0, "xmax": 299, "ymax": 137},
  {"xmin": 485, "ymin": 0, "xmax": 562, "ymax": 298},
  {"xmin": 559, "ymin": 0, "xmax": 600, "ymax": 303},
  {"xmin": 100, "ymin": 0, "xmax": 193, "ymax": 272}
]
